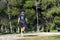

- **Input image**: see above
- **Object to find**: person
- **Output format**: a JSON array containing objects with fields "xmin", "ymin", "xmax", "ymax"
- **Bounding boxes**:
[{"xmin": 18, "ymin": 10, "xmax": 27, "ymax": 36}]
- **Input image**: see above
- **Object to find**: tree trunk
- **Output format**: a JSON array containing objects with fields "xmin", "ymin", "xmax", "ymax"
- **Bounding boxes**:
[
  {"xmin": 35, "ymin": 0, "xmax": 39, "ymax": 32},
  {"xmin": 5, "ymin": 26, "xmax": 7, "ymax": 33},
  {"xmin": 1, "ymin": 25, "xmax": 3, "ymax": 32},
  {"xmin": 9, "ymin": 21, "xmax": 12, "ymax": 33},
  {"xmin": 41, "ymin": 25, "xmax": 44, "ymax": 32},
  {"xmin": 8, "ymin": 4, "xmax": 12, "ymax": 33},
  {"xmin": 17, "ymin": 27, "xmax": 19, "ymax": 33}
]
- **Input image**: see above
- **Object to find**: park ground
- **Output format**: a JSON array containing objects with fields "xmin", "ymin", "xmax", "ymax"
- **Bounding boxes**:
[
  {"xmin": 0, "ymin": 32, "xmax": 60, "ymax": 40},
  {"xmin": 18, "ymin": 36, "xmax": 60, "ymax": 40}
]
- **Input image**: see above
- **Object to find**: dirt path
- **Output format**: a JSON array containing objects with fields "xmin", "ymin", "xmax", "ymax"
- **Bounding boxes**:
[{"xmin": 0, "ymin": 32, "xmax": 60, "ymax": 40}]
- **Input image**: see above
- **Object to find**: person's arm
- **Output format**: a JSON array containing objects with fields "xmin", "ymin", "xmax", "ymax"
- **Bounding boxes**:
[
  {"xmin": 18, "ymin": 17, "xmax": 20, "ymax": 24},
  {"xmin": 25, "ymin": 18, "xmax": 27, "ymax": 22}
]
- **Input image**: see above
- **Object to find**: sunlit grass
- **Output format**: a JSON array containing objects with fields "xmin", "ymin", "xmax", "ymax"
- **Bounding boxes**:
[
  {"xmin": 18, "ymin": 35, "xmax": 60, "ymax": 40},
  {"xmin": 51, "ymin": 30, "xmax": 57, "ymax": 32}
]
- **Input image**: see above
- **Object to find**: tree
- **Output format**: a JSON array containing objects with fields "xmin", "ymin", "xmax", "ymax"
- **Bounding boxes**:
[
  {"xmin": 0, "ymin": 0, "xmax": 60, "ymax": 33},
  {"xmin": 38, "ymin": 0, "xmax": 60, "ymax": 32}
]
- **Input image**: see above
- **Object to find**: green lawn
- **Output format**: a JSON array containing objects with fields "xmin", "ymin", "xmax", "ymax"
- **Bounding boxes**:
[
  {"xmin": 51, "ymin": 30, "xmax": 58, "ymax": 32},
  {"xmin": 18, "ymin": 36, "xmax": 60, "ymax": 40}
]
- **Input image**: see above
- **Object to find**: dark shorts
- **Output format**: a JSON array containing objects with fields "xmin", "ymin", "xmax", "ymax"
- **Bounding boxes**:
[{"xmin": 19, "ymin": 21, "xmax": 26, "ymax": 27}]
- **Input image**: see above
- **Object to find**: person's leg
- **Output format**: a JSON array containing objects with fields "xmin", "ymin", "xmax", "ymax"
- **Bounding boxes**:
[
  {"xmin": 21, "ymin": 27, "xmax": 25, "ymax": 37},
  {"xmin": 21, "ymin": 22, "xmax": 26, "ymax": 33},
  {"xmin": 21, "ymin": 27, "xmax": 25, "ymax": 33},
  {"xmin": 20, "ymin": 22, "xmax": 26, "ymax": 36},
  {"xmin": 21, "ymin": 27, "xmax": 23, "ymax": 33}
]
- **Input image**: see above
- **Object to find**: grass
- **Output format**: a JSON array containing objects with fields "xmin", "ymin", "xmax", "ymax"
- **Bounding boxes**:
[
  {"xmin": 50, "ymin": 30, "xmax": 57, "ymax": 32},
  {"xmin": 18, "ymin": 35, "xmax": 60, "ymax": 40}
]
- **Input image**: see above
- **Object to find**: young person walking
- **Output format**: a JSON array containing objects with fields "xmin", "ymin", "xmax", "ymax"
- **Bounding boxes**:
[{"xmin": 18, "ymin": 10, "xmax": 27, "ymax": 36}]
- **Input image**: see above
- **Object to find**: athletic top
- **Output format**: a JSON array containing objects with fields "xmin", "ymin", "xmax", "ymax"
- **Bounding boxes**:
[{"xmin": 19, "ymin": 13, "xmax": 26, "ymax": 22}]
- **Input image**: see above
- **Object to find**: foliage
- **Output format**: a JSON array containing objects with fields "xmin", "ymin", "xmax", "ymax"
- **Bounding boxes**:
[{"xmin": 0, "ymin": 0, "xmax": 60, "ymax": 32}]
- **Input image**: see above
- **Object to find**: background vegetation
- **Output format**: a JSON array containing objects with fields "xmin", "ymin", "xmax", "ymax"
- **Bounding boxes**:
[{"xmin": 0, "ymin": 0, "xmax": 60, "ymax": 33}]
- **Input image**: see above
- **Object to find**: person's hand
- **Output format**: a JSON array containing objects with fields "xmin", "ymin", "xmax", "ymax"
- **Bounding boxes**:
[
  {"xmin": 18, "ymin": 17, "xmax": 20, "ymax": 24},
  {"xmin": 26, "ymin": 18, "xmax": 28, "ymax": 22},
  {"xmin": 18, "ymin": 22, "xmax": 19, "ymax": 24}
]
